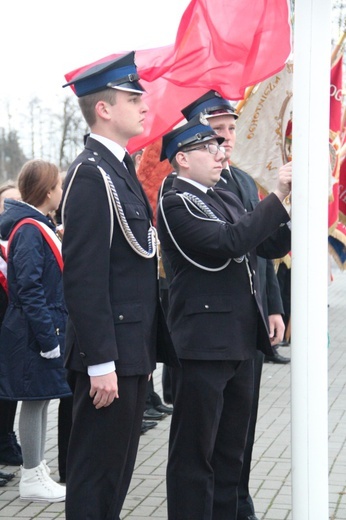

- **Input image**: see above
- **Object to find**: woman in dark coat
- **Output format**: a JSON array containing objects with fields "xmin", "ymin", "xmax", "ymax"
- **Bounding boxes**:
[{"xmin": 0, "ymin": 160, "xmax": 71, "ymax": 502}]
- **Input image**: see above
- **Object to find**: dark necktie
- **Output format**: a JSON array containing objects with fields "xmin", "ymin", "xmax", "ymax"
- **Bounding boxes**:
[
  {"xmin": 123, "ymin": 152, "xmax": 153, "ymax": 218},
  {"xmin": 221, "ymin": 168, "xmax": 242, "ymax": 201},
  {"xmin": 123, "ymin": 152, "xmax": 138, "ymax": 181}
]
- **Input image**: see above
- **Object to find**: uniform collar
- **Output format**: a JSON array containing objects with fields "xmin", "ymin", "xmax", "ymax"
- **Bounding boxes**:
[{"xmin": 89, "ymin": 133, "xmax": 127, "ymax": 163}]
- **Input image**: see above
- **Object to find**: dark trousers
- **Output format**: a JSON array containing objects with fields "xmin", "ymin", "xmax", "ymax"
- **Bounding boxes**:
[
  {"xmin": 237, "ymin": 350, "xmax": 264, "ymax": 519},
  {"xmin": 167, "ymin": 359, "xmax": 254, "ymax": 520},
  {"xmin": 161, "ymin": 364, "xmax": 173, "ymax": 404},
  {"xmin": 145, "ymin": 376, "xmax": 163, "ymax": 408},
  {"xmin": 65, "ymin": 371, "xmax": 148, "ymax": 520},
  {"xmin": 276, "ymin": 263, "xmax": 291, "ymax": 329},
  {"xmin": 0, "ymin": 400, "xmax": 17, "ymax": 434},
  {"xmin": 58, "ymin": 396, "xmax": 73, "ymax": 480}
]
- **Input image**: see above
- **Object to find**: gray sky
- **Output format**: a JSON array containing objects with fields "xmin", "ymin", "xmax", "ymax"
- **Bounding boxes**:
[{"xmin": 1, "ymin": 0, "xmax": 190, "ymax": 121}]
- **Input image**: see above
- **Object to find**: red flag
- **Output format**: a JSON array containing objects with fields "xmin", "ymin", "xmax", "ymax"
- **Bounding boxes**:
[{"xmin": 64, "ymin": 0, "xmax": 292, "ymax": 153}]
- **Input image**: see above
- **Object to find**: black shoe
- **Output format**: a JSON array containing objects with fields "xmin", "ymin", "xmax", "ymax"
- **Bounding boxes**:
[
  {"xmin": 0, "ymin": 470, "xmax": 15, "ymax": 481},
  {"xmin": 140, "ymin": 420, "xmax": 158, "ymax": 434},
  {"xmin": 155, "ymin": 403, "xmax": 173, "ymax": 415},
  {"xmin": 277, "ymin": 339, "xmax": 290, "ymax": 347},
  {"xmin": 0, "ymin": 433, "xmax": 23, "ymax": 465},
  {"xmin": 0, "ymin": 478, "xmax": 7, "ymax": 487},
  {"xmin": 143, "ymin": 408, "xmax": 166, "ymax": 420},
  {"xmin": 9, "ymin": 432, "xmax": 22, "ymax": 455},
  {"xmin": 264, "ymin": 351, "xmax": 290, "ymax": 364}
]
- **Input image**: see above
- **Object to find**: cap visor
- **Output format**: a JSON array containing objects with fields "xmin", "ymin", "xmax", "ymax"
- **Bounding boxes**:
[{"xmin": 109, "ymin": 81, "xmax": 145, "ymax": 94}]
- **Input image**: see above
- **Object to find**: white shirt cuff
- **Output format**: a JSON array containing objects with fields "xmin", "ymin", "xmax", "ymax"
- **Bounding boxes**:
[{"xmin": 87, "ymin": 361, "xmax": 116, "ymax": 377}]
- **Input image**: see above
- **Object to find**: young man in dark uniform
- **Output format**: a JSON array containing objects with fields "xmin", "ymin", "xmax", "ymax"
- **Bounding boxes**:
[
  {"xmin": 157, "ymin": 115, "xmax": 291, "ymax": 520},
  {"xmin": 181, "ymin": 90, "xmax": 290, "ymax": 520},
  {"xmin": 61, "ymin": 52, "xmax": 177, "ymax": 520}
]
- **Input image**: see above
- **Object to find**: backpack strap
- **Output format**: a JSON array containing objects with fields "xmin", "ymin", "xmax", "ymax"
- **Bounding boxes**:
[{"xmin": 7, "ymin": 218, "xmax": 63, "ymax": 272}]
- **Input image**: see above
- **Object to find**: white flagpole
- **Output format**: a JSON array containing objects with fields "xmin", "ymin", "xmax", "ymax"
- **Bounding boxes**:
[{"xmin": 291, "ymin": 0, "xmax": 331, "ymax": 518}]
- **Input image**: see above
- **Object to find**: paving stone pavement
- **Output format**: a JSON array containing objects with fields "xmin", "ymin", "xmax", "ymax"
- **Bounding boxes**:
[{"xmin": 0, "ymin": 267, "xmax": 345, "ymax": 519}]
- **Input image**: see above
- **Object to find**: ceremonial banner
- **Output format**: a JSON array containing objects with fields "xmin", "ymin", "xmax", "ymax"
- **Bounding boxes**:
[
  {"xmin": 328, "ymin": 54, "xmax": 343, "ymax": 230},
  {"xmin": 231, "ymin": 61, "xmax": 293, "ymax": 196},
  {"xmin": 329, "ymin": 55, "xmax": 343, "ymax": 136},
  {"xmin": 64, "ymin": 0, "xmax": 292, "ymax": 153},
  {"xmin": 339, "ymin": 156, "xmax": 346, "ymax": 223}
]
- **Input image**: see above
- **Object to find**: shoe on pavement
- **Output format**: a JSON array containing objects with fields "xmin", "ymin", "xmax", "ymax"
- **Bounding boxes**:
[
  {"xmin": 0, "ymin": 470, "xmax": 15, "ymax": 481},
  {"xmin": 141, "ymin": 420, "xmax": 158, "ymax": 434},
  {"xmin": 0, "ymin": 478, "xmax": 7, "ymax": 487},
  {"xmin": 0, "ymin": 432, "xmax": 23, "ymax": 465},
  {"xmin": 155, "ymin": 403, "xmax": 173, "ymax": 415},
  {"xmin": 277, "ymin": 339, "xmax": 290, "ymax": 347},
  {"xmin": 143, "ymin": 407, "xmax": 166, "ymax": 420},
  {"xmin": 264, "ymin": 351, "xmax": 290, "ymax": 364},
  {"xmin": 19, "ymin": 462, "xmax": 66, "ymax": 502}
]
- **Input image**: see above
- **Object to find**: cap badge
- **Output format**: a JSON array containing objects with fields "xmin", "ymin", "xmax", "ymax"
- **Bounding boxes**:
[{"xmin": 199, "ymin": 113, "xmax": 209, "ymax": 126}]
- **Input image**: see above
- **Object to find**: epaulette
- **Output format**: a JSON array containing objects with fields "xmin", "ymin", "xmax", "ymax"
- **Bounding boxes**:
[
  {"xmin": 158, "ymin": 172, "xmax": 177, "ymax": 200},
  {"xmin": 81, "ymin": 152, "xmax": 103, "ymax": 168}
]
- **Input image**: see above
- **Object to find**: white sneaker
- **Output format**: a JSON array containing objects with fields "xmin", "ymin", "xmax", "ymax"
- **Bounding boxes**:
[
  {"xmin": 41, "ymin": 459, "xmax": 51, "ymax": 475},
  {"xmin": 19, "ymin": 462, "xmax": 65, "ymax": 502}
]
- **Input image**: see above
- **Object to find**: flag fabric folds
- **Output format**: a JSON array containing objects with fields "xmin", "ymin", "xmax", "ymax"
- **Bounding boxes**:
[
  {"xmin": 64, "ymin": 0, "xmax": 292, "ymax": 153},
  {"xmin": 230, "ymin": 62, "xmax": 293, "ymax": 197},
  {"xmin": 339, "ymin": 154, "xmax": 346, "ymax": 223},
  {"xmin": 328, "ymin": 54, "xmax": 343, "ymax": 230}
]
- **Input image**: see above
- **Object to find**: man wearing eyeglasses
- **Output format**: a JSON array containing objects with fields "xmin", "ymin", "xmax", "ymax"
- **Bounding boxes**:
[
  {"xmin": 157, "ymin": 114, "xmax": 292, "ymax": 520},
  {"xmin": 181, "ymin": 91, "xmax": 290, "ymax": 520}
]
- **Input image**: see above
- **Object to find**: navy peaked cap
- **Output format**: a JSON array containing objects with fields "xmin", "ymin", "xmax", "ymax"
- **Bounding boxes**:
[
  {"xmin": 63, "ymin": 51, "xmax": 145, "ymax": 97},
  {"xmin": 181, "ymin": 90, "xmax": 238, "ymax": 121},
  {"xmin": 160, "ymin": 113, "xmax": 225, "ymax": 162}
]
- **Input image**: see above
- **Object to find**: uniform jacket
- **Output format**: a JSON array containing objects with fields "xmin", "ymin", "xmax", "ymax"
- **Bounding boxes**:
[
  {"xmin": 157, "ymin": 177, "xmax": 291, "ymax": 360},
  {"xmin": 0, "ymin": 199, "xmax": 71, "ymax": 400},
  {"xmin": 217, "ymin": 166, "xmax": 284, "ymax": 319},
  {"xmin": 61, "ymin": 137, "xmax": 177, "ymax": 377}
]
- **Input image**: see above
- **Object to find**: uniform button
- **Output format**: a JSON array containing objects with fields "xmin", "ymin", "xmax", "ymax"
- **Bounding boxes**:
[
  {"xmin": 253, "ymin": 269, "xmax": 256, "ymax": 275},
  {"xmin": 119, "ymin": 315, "xmax": 124, "ymax": 321},
  {"xmin": 93, "ymin": 151, "xmax": 98, "ymax": 156},
  {"xmin": 136, "ymin": 211, "xmax": 140, "ymax": 216},
  {"xmin": 204, "ymin": 304, "xmax": 209, "ymax": 309},
  {"xmin": 254, "ymin": 290, "xmax": 256, "ymax": 295},
  {"xmin": 80, "ymin": 352, "xmax": 86, "ymax": 358}
]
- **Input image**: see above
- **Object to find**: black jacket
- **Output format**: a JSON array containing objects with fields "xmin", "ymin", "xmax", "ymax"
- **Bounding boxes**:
[
  {"xmin": 216, "ymin": 165, "xmax": 284, "ymax": 319},
  {"xmin": 157, "ymin": 177, "xmax": 291, "ymax": 359},
  {"xmin": 61, "ymin": 137, "xmax": 177, "ymax": 377}
]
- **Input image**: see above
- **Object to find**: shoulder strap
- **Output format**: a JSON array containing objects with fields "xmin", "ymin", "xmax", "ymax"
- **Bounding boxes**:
[
  {"xmin": 0, "ymin": 257, "xmax": 8, "ymax": 294},
  {"xmin": 7, "ymin": 218, "xmax": 63, "ymax": 272}
]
